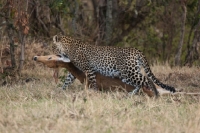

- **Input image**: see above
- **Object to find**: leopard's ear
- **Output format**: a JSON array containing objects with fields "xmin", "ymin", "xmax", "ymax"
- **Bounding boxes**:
[{"xmin": 53, "ymin": 35, "xmax": 58, "ymax": 43}]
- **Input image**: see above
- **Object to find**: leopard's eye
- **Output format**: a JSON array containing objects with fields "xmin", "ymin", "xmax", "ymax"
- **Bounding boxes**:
[{"xmin": 48, "ymin": 57, "xmax": 52, "ymax": 60}]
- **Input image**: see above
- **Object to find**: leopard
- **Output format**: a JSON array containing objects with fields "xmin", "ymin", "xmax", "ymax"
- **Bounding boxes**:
[{"xmin": 52, "ymin": 35, "xmax": 176, "ymax": 96}]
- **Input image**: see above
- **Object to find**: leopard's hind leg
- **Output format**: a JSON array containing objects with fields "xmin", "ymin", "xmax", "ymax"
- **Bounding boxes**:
[
  {"xmin": 85, "ymin": 69, "xmax": 98, "ymax": 90},
  {"xmin": 122, "ymin": 72, "xmax": 159, "ymax": 97}
]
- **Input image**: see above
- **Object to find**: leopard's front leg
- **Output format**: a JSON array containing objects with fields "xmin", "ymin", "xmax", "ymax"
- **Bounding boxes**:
[
  {"xmin": 62, "ymin": 72, "xmax": 76, "ymax": 90},
  {"xmin": 73, "ymin": 52, "xmax": 98, "ymax": 90}
]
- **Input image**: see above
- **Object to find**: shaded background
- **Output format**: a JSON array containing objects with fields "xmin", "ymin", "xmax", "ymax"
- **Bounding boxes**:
[{"xmin": 0, "ymin": 0, "xmax": 200, "ymax": 73}]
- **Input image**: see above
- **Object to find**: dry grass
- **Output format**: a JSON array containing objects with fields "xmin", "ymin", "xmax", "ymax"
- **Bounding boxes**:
[
  {"xmin": 0, "ymin": 64, "xmax": 200, "ymax": 133},
  {"xmin": 1, "ymin": 41, "xmax": 200, "ymax": 133}
]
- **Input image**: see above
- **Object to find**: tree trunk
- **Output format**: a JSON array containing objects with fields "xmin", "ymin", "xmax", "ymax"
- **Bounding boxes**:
[
  {"xmin": 5, "ymin": 1, "xmax": 16, "ymax": 68},
  {"xmin": 18, "ymin": 32, "xmax": 25, "ymax": 71},
  {"xmin": 184, "ymin": 21, "xmax": 200, "ymax": 66},
  {"xmin": 35, "ymin": 0, "xmax": 50, "ymax": 37},
  {"xmin": 72, "ymin": 0, "xmax": 79, "ymax": 34},
  {"xmin": 94, "ymin": 0, "xmax": 107, "ymax": 45},
  {"xmin": 14, "ymin": 0, "xmax": 29, "ymax": 73},
  {"xmin": 6, "ymin": 28, "xmax": 16, "ymax": 68},
  {"xmin": 105, "ymin": 0, "xmax": 113, "ymax": 45},
  {"xmin": 184, "ymin": 0, "xmax": 200, "ymax": 66},
  {"xmin": 175, "ymin": 0, "xmax": 187, "ymax": 66}
]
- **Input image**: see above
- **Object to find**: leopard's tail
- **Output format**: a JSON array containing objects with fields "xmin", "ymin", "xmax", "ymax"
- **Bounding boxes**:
[{"xmin": 140, "ymin": 56, "xmax": 176, "ymax": 93}]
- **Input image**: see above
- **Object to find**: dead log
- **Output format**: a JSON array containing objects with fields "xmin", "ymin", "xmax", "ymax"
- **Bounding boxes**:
[{"xmin": 33, "ymin": 55, "xmax": 155, "ymax": 97}]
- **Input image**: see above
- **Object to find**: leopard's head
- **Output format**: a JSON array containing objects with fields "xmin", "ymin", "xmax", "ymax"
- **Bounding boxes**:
[
  {"xmin": 53, "ymin": 35, "xmax": 64, "ymax": 53},
  {"xmin": 53, "ymin": 35, "xmax": 74, "ymax": 54}
]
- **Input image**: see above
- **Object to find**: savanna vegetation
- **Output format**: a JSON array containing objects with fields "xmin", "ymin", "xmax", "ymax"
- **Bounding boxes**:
[{"xmin": 0, "ymin": 0, "xmax": 200, "ymax": 132}]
